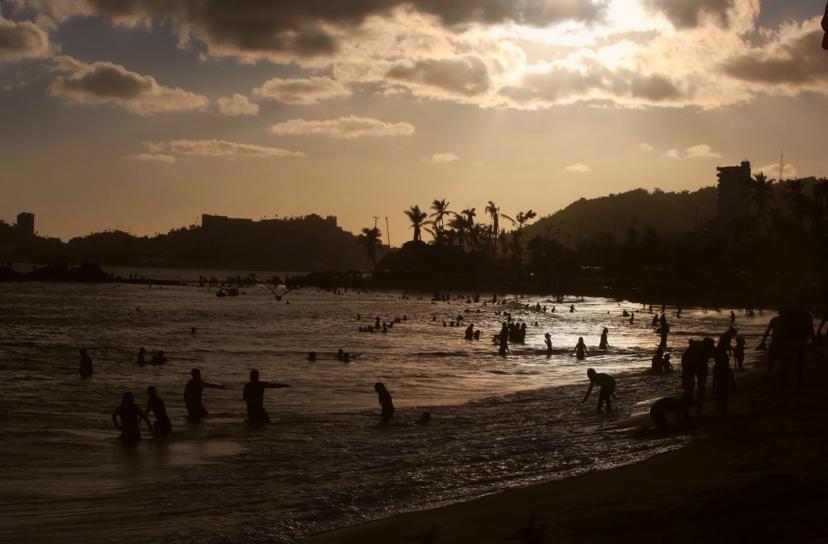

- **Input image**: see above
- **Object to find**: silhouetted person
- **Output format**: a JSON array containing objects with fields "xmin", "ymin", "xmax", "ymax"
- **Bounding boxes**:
[
  {"xmin": 599, "ymin": 328, "xmax": 609, "ymax": 350},
  {"xmin": 649, "ymin": 394, "xmax": 691, "ymax": 433},
  {"xmin": 582, "ymin": 368, "xmax": 616, "ymax": 413},
  {"xmin": 681, "ymin": 338, "xmax": 716, "ymax": 418},
  {"xmin": 184, "ymin": 368, "xmax": 224, "ymax": 421},
  {"xmin": 778, "ymin": 306, "xmax": 816, "ymax": 388},
  {"xmin": 79, "ymin": 348, "xmax": 93, "ymax": 379},
  {"xmin": 112, "ymin": 392, "xmax": 149, "ymax": 446},
  {"xmin": 464, "ymin": 323, "xmax": 474, "ymax": 340},
  {"xmin": 243, "ymin": 369, "xmax": 291, "ymax": 425},
  {"xmin": 374, "ymin": 382, "xmax": 394, "ymax": 423},
  {"xmin": 572, "ymin": 337, "xmax": 588, "ymax": 360},
  {"xmin": 137, "ymin": 347, "xmax": 146, "ymax": 366},
  {"xmin": 544, "ymin": 332, "xmax": 552, "ymax": 355},
  {"xmin": 570, "ymin": 304, "xmax": 575, "ymax": 313},
  {"xmin": 733, "ymin": 335, "xmax": 746, "ymax": 371},
  {"xmin": 499, "ymin": 323, "xmax": 509, "ymax": 355},
  {"xmin": 145, "ymin": 386, "xmax": 172, "ymax": 438},
  {"xmin": 416, "ymin": 412, "xmax": 431, "ymax": 425},
  {"xmin": 730, "ymin": 310, "xmax": 736, "ymax": 327},
  {"xmin": 308, "ymin": 351, "xmax": 317, "ymax": 362},
  {"xmin": 759, "ymin": 311, "xmax": 783, "ymax": 372}
]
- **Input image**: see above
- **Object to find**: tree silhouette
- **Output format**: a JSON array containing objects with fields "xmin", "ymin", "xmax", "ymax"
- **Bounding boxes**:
[
  {"xmin": 750, "ymin": 172, "xmax": 775, "ymax": 236},
  {"xmin": 429, "ymin": 199, "xmax": 453, "ymax": 245},
  {"xmin": 784, "ymin": 179, "xmax": 809, "ymax": 226},
  {"xmin": 485, "ymin": 201, "xmax": 515, "ymax": 256},
  {"xmin": 404, "ymin": 205, "xmax": 429, "ymax": 242},
  {"xmin": 358, "ymin": 226, "xmax": 382, "ymax": 268}
]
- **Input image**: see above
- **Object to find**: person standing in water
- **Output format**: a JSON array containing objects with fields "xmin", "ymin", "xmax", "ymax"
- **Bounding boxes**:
[
  {"xmin": 733, "ymin": 335, "xmax": 746, "ymax": 371},
  {"xmin": 599, "ymin": 328, "xmax": 609, "ymax": 350},
  {"xmin": 582, "ymin": 368, "xmax": 616, "ymax": 413},
  {"xmin": 243, "ymin": 369, "xmax": 291, "ymax": 425},
  {"xmin": 374, "ymin": 382, "xmax": 395, "ymax": 423},
  {"xmin": 145, "ymin": 386, "xmax": 172, "ymax": 438},
  {"xmin": 112, "ymin": 392, "xmax": 150, "ymax": 446},
  {"xmin": 572, "ymin": 337, "xmax": 588, "ymax": 360},
  {"xmin": 78, "ymin": 348, "xmax": 93, "ymax": 379},
  {"xmin": 183, "ymin": 368, "xmax": 225, "ymax": 421},
  {"xmin": 499, "ymin": 323, "xmax": 509, "ymax": 356},
  {"xmin": 544, "ymin": 333, "xmax": 553, "ymax": 355}
]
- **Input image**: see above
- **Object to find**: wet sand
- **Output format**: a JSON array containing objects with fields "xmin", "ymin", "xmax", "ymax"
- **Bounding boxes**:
[{"xmin": 304, "ymin": 345, "xmax": 828, "ymax": 543}]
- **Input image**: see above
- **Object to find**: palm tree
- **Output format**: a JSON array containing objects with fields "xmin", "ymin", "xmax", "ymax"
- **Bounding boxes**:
[
  {"xmin": 404, "ymin": 205, "xmax": 429, "ymax": 242},
  {"xmin": 429, "ymin": 199, "xmax": 452, "ymax": 245},
  {"xmin": 750, "ymin": 172, "xmax": 775, "ymax": 235},
  {"xmin": 784, "ymin": 179, "xmax": 809, "ymax": 226},
  {"xmin": 510, "ymin": 210, "xmax": 538, "ymax": 262},
  {"xmin": 357, "ymin": 227, "xmax": 382, "ymax": 269},
  {"xmin": 448, "ymin": 214, "xmax": 469, "ymax": 249},
  {"xmin": 485, "ymin": 201, "xmax": 515, "ymax": 253},
  {"xmin": 461, "ymin": 207, "xmax": 477, "ymax": 226}
]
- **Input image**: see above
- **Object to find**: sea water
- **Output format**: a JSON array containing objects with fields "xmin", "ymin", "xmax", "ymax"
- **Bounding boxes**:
[{"xmin": 0, "ymin": 281, "xmax": 769, "ymax": 543}]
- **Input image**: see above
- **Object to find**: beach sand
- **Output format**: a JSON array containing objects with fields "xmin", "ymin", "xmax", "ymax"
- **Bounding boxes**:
[{"xmin": 304, "ymin": 345, "xmax": 828, "ymax": 543}]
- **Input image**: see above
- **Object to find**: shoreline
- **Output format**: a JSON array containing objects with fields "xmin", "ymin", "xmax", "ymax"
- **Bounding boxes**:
[{"xmin": 304, "ymin": 345, "xmax": 828, "ymax": 543}]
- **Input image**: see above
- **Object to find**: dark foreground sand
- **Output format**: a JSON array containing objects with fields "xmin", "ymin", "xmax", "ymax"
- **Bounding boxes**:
[{"xmin": 304, "ymin": 346, "xmax": 828, "ymax": 543}]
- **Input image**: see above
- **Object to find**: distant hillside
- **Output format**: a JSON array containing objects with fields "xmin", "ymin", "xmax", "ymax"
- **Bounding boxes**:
[
  {"xmin": 0, "ymin": 214, "xmax": 374, "ymax": 272},
  {"xmin": 523, "ymin": 187, "xmax": 718, "ymax": 247}
]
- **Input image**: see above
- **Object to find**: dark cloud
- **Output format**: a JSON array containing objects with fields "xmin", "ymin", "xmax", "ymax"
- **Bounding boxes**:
[
  {"xmin": 0, "ymin": 15, "xmax": 51, "ymax": 61},
  {"xmin": 387, "ymin": 57, "xmax": 490, "ymax": 96},
  {"xmin": 642, "ymin": 0, "xmax": 733, "ymax": 29},
  {"xmin": 50, "ymin": 56, "xmax": 209, "ymax": 114},
  {"xmin": 722, "ymin": 28, "xmax": 828, "ymax": 84},
  {"xmin": 500, "ymin": 61, "xmax": 682, "ymax": 105},
  {"xmin": 27, "ymin": 0, "xmax": 606, "ymax": 60}
]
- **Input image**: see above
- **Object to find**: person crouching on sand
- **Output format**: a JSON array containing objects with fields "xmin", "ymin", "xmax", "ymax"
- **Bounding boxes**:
[{"xmin": 582, "ymin": 368, "xmax": 616, "ymax": 413}]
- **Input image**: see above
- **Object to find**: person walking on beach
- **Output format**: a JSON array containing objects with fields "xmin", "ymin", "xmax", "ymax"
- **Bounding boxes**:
[
  {"xmin": 572, "ymin": 337, "xmax": 588, "ymax": 360},
  {"xmin": 79, "ymin": 348, "xmax": 93, "ymax": 379},
  {"xmin": 184, "ymin": 368, "xmax": 225, "ymax": 421},
  {"xmin": 599, "ymin": 328, "xmax": 609, "ymax": 350},
  {"xmin": 582, "ymin": 368, "xmax": 616, "ymax": 413},
  {"xmin": 733, "ymin": 335, "xmax": 746, "ymax": 371},
  {"xmin": 374, "ymin": 382, "xmax": 395, "ymax": 423},
  {"xmin": 112, "ymin": 392, "xmax": 150, "ymax": 446},
  {"xmin": 145, "ymin": 386, "xmax": 172, "ymax": 439},
  {"xmin": 681, "ymin": 338, "xmax": 716, "ymax": 418},
  {"xmin": 243, "ymin": 369, "xmax": 291, "ymax": 426}
]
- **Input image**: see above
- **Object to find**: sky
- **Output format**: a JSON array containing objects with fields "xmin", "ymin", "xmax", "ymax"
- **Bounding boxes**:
[{"xmin": 1, "ymin": 0, "xmax": 827, "ymax": 241}]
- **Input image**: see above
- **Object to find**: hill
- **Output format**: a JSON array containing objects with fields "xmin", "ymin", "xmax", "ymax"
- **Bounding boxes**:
[{"xmin": 523, "ymin": 187, "xmax": 718, "ymax": 248}]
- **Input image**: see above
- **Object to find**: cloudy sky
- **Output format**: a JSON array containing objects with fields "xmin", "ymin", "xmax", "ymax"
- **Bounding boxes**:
[{"xmin": 1, "ymin": 0, "xmax": 826, "ymax": 240}]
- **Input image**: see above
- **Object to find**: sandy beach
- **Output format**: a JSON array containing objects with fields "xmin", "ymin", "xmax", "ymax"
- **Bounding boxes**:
[{"xmin": 305, "ymin": 345, "xmax": 828, "ymax": 543}]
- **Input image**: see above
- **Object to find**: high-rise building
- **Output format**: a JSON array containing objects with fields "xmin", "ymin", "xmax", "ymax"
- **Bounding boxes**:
[
  {"xmin": 16, "ymin": 212, "xmax": 34, "ymax": 238},
  {"xmin": 716, "ymin": 161, "xmax": 751, "ymax": 223}
]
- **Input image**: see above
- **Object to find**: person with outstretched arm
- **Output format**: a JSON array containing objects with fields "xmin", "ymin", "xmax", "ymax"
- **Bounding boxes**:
[
  {"xmin": 184, "ymin": 368, "xmax": 225, "ymax": 421},
  {"xmin": 112, "ymin": 392, "xmax": 151, "ymax": 446},
  {"xmin": 243, "ymin": 369, "xmax": 291, "ymax": 425}
]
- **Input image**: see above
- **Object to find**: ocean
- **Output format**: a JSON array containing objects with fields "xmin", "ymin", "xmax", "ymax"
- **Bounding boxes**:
[{"xmin": 0, "ymin": 279, "xmax": 769, "ymax": 543}]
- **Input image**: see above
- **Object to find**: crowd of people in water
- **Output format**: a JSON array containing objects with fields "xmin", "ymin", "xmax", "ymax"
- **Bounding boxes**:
[{"xmin": 79, "ymin": 291, "xmax": 824, "ymax": 445}]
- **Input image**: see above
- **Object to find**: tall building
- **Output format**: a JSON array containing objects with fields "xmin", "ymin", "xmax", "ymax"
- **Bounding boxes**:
[
  {"xmin": 16, "ymin": 212, "xmax": 34, "ymax": 238},
  {"xmin": 716, "ymin": 161, "xmax": 751, "ymax": 223}
]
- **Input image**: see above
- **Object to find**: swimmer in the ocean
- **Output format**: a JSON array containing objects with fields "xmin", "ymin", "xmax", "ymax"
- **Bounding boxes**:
[
  {"xmin": 112, "ymin": 392, "xmax": 150, "ymax": 446},
  {"xmin": 145, "ymin": 386, "xmax": 172, "ymax": 439},
  {"xmin": 243, "ymin": 369, "xmax": 291, "ymax": 426},
  {"xmin": 572, "ymin": 337, "xmax": 588, "ymax": 360},
  {"xmin": 183, "ymin": 368, "xmax": 225, "ymax": 421},
  {"xmin": 582, "ymin": 368, "xmax": 616, "ymax": 413},
  {"xmin": 544, "ymin": 332, "xmax": 552, "ymax": 355},
  {"xmin": 599, "ymin": 328, "xmax": 609, "ymax": 350}
]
